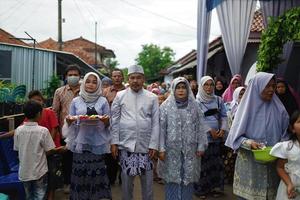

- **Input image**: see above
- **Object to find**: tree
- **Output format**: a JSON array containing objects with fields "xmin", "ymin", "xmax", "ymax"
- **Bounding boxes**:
[
  {"xmin": 99, "ymin": 58, "xmax": 120, "ymax": 76},
  {"xmin": 105, "ymin": 58, "xmax": 119, "ymax": 70},
  {"xmin": 135, "ymin": 44, "xmax": 175, "ymax": 80}
]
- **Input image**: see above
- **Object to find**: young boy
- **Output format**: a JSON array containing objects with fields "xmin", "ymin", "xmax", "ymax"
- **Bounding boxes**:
[{"xmin": 13, "ymin": 100, "xmax": 62, "ymax": 200}]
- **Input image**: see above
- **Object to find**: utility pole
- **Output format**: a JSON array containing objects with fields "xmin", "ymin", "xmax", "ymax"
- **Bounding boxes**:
[
  {"xmin": 10, "ymin": 32, "xmax": 37, "ymax": 90},
  {"xmin": 58, "ymin": 0, "xmax": 63, "ymax": 51},
  {"xmin": 95, "ymin": 21, "xmax": 98, "ymax": 68}
]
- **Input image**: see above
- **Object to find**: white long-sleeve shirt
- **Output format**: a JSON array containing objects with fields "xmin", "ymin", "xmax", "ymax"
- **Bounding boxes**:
[{"xmin": 110, "ymin": 88, "xmax": 160, "ymax": 153}]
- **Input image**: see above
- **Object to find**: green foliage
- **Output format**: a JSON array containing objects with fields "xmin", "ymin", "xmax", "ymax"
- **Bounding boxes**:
[
  {"xmin": 122, "ymin": 68, "xmax": 128, "ymax": 82},
  {"xmin": 98, "ymin": 58, "xmax": 120, "ymax": 77},
  {"xmin": 135, "ymin": 44, "xmax": 175, "ymax": 80},
  {"xmin": 105, "ymin": 58, "xmax": 119, "ymax": 69},
  {"xmin": 257, "ymin": 7, "xmax": 300, "ymax": 72},
  {"xmin": 0, "ymin": 80, "xmax": 16, "ymax": 90},
  {"xmin": 98, "ymin": 68, "xmax": 110, "ymax": 77},
  {"xmin": 44, "ymin": 75, "xmax": 61, "ymax": 99}
]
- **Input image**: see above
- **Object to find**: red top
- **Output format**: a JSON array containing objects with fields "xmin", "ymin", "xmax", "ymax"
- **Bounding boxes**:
[{"xmin": 23, "ymin": 108, "xmax": 61, "ymax": 147}]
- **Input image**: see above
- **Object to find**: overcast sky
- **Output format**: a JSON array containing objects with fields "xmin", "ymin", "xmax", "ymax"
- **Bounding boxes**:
[{"xmin": 0, "ymin": 0, "xmax": 221, "ymax": 68}]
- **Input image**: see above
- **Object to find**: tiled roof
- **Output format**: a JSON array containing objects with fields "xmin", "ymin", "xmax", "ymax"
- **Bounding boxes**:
[
  {"xmin": 0, "ymin": 28, "xmax": 29, "ymax": 46},
  {"xmin": 38, "ymin": 36, "xmax": 115, "ymax": 66},
  {"xmin": 250, "ymin": 10, "xmax": 264, "ymax": 32},
  {"xmin": 164, "ymin": 10, "xmax": 264, "ymax": 74},
  {"xmin": 38, "ymin": 37, "xmax": 58, "ymax": 49}
]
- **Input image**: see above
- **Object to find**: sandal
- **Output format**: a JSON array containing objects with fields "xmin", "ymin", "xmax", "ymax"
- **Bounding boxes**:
[
  {"xmin": 211, "ymin": 190, "xmax": 223, "ymax": 198},
  {"xmin": 194, "ymin": 192, "xmax": 207, "ymax": 199}
]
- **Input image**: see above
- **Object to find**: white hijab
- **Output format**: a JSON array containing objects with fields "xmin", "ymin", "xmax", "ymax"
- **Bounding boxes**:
[
  {"xmin": 79, "ymin": 72, "xmax": 102, "ymax": 103},
  {"xmin": 196, "ymin": 76, "xmax": 216, "ymax": 102}
]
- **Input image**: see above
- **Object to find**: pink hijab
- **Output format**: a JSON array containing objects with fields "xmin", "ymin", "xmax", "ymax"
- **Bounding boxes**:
[{"xmin": 222, "ymin": 74, "xmax": 244, "ymax": 103}]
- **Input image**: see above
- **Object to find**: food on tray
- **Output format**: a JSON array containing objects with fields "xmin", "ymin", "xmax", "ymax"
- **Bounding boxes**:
[{"xmin": 78, "ymin": 115, "xmax": 102, "ymax": 120}]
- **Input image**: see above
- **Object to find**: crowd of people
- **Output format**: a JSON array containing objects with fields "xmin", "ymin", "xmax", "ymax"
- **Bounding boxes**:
[{"xmin": 1, "ymin": 63, "xmax": 300, "ymax": 200}]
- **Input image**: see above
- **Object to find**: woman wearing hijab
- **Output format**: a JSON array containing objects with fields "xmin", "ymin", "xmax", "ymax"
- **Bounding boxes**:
[
  {"xmin": 214, "ymin": 77, "xmax": 226, "ymax": 97},
  {"xmin": 276, "ymin": 78, "xmax": 300, "ymax": 117},
  {"xmin": 158, "ymin": 77, "xmax": 208, "ymax": 200},
  {"xmin": 194, "ymin": 76, "xmax": 228, "ymax": 198},
  {"xmin": 64, "ymin": 72, "xmax": 112, "ymax": 200},
  {"xmin": 225, "ymin": 72, "xmax": 290, "ymax": 200},
  {"xmin": 223, "ymin": 86, "xmax": 246, "ymax": 184},
  {"xmin": 228, "ymin": 86, "xmax": 246, "ymax": 124},
  {"xmin": 102, "ymin": 76, "xmax": 113, "ymax": 89},
  {"xmin": 222, "ymin": 74, "xmax": 243, "ymax": 103}
]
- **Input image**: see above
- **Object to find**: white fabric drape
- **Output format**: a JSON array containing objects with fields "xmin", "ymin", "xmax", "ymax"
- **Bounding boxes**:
[
  {"xmin": 260, "ymin": 0, "xmax": 300, "ymax": 77},
  {"xmin": 196, "ymin": 0, "xmax": 211, "ymax": 84},
  {"xmin": 216, "ymin": 0, "xmax": 257, "ymax": 75}
]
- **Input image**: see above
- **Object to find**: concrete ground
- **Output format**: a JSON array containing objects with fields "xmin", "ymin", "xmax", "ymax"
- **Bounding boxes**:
[{"xmin": 55, "ymin": 180, "xmax": 236, "ymax": 200}]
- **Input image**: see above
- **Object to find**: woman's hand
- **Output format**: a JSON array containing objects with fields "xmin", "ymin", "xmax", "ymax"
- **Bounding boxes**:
[
  {"xmin": 100, "ymin": 115, "xmax": 110, "ymax": 126},
  {"xmin": 66, "ymin": 115, "xmax": 77, "ymax": 126},
  {"xmin": 210, "ymin": 129, "xmax": 219, "ymax": 140},
  {"xmin": 217, "ymin": 129, "xmax": 225, "ymax": 138},
  {"xmin": 250, "ymin": 141, "xmax": 262, "ymax": 150},
  {"xmin": 287, "ymin": 183, "xmax": 297, "ymax": 199},
  {"xmin": 158, "ymin": 152, "xmax": 165, "ymax": 161}
]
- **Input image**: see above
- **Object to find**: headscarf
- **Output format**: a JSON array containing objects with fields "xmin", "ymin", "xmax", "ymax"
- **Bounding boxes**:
[
  {"xmin": 196, "ymin": 76, "xmax": 216, "ymax": 103},
  {"xmin": 276, "ymin": 78, "xmax": 300, "ymax": 117},
  {"xmin": 222, "ymin": 74, "xmax": 244, "ymax": 102},
  {"xmin": 151, "ymin": 88, "xmax": 161, "ymax": 95},
  {"xmin": 229, "ymin": 86, "xmax": 245, "ymax": 117},
  {"xmin": 102, "ymin": 77, "xmax": 112, "ymax": 86},
  {"xmin": 79, "ymin": 72, "xmax": 102, "ymax": 103},
  {"xmin": 214, "ymin": 78, "xmax": 226, "ymax": 97},
  {"xmin": 165, "ymin": 77, "xmax": 194, "ymax": 108},
  {"xmin": 225, "ymin": 72, "xmax": 289, "ymax": 151}
]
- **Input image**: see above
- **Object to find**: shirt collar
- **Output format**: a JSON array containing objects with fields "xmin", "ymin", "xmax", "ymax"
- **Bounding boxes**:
[
  {"xmin": 111, "ymin": 84, "xmax": 125, "ymax": 92},
  {"xmin": 66, "ymin": 84, "xmax": 80, "ymax": 92},
  {"xmin": 24, "ymin": 122, "xmax": 38, "ymax": 126}
]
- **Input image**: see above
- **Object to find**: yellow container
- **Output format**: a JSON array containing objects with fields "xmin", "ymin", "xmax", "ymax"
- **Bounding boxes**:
[{"xmin": 252, "ymin": 146, "xmax": 277, "ymax": 163}]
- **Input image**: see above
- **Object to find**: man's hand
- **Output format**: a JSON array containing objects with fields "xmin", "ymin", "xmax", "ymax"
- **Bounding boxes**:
[
  {"xmin": 148, "ymin": 149, "xmax": 157, "ymax": 159},
  {"xmin": 287, "ymin": 183, "xmax": 296, "ymax": 199},
  {"xmin": 56, "ymin": 146, "xmax": 67, "ymax": 153},
  {"xmin": 111, "ymin": 144, "xmax": 118, "ymax": 159},
  {"xmin": 196, "ymin": 151, "xmax": 205, "ymax": 157}
]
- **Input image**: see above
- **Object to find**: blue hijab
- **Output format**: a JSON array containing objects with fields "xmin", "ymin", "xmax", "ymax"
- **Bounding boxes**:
[{"xmin": 225, "ymin": 72, "xmax": 289, "ymax": 150}]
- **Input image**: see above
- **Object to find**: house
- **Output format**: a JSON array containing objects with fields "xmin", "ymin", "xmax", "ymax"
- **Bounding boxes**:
[
  {"xmin": 38, "ymin": 36, "xmax": 115, "ymax": 69},
  {"xmin": 0, "ymin": 29, "xmax": 105, "ymax": 91},
  {"xmin": 163, "ymin": 10, "xmax": 300, "ymax": 93}
]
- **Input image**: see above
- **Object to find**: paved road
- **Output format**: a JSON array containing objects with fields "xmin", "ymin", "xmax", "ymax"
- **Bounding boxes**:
[{"xmin": 56, "ymin": 180, "xmax": 237, "ymax": 200}]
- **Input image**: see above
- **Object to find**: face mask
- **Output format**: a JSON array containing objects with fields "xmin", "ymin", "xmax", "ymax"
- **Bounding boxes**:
[{"xmin": 67, "ymin": 76, "xmax": 80, "ymax": 86}]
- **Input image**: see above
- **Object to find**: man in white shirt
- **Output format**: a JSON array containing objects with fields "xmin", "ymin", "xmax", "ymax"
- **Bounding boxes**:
[{"xmin": 110, "ymin": 65, "xmax": 160, "ymax": 200}]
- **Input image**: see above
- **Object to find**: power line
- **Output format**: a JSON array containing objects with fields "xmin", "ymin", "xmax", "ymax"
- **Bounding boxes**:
[
  {"xmin": 1, "ymin": 0, "xmax": 31, "ymax": 23},
  {"xmin": 119, "ymin": 0, "xmax": 197, "ymax": 30},
  {"xmin": 72, "ymin": 0, "xmax": 89, "ymax": 25},
  {"xmin": 0, "ymin": 0, "xmax": 22, "ymax": 17},
  {"xmin": 13, "ymin": 0, "xmax": 45, "ymax": 33},
  {"xmin": 86, "ymin": 0, "xmax": 196, "ymax": 38}
]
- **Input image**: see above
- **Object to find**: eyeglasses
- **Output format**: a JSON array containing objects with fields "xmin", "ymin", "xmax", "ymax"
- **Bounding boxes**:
[{"xmin": 203, "ymin": 83, "xmax": 214, "ymax": 87}]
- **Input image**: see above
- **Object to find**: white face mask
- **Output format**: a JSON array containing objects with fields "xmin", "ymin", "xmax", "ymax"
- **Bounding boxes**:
[{"xmin": 67, "ymin": 76, "xmax": 80, "ymax": 86}]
